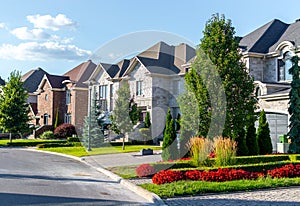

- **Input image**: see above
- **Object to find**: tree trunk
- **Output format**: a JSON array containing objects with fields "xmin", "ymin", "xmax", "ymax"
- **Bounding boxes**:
[
  {"xmin": 122, "ymin": 134, "xmax": 125, "ymax": 150},
  {"xmin": 9, "ymin": 132, "xmax": 12, "ymax": 143}
]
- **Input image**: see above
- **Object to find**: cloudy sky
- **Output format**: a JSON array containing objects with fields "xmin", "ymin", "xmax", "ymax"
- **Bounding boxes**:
[{"xmin": 1, "ymin": 0, "xmax": 300, "ymax": 80}]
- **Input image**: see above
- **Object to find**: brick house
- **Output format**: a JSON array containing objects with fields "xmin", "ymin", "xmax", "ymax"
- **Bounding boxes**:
[
  {"xmin": 239, "ymin": 18, "xmax": 300, "ymax": 151},
  {"xmin": 63, "ymin": 60, "xmax": 96, "ymax": 134},
  {"xmin": 89, "ymin": 41, "xmax": 195, "ymax": 141},
  {"xmin": 21, "ymin": 68, "xmax": 49, "ymax": 126},
  {"xmin": 35, "ymin": 74, "xmax": 69, "ymax": 129}
]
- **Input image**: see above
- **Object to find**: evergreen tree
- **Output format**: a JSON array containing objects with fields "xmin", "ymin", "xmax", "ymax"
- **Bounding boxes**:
[
  {"xmin": 129, "ymin": 98, "xmax": 141, "ymax": 125},
  {"xmin": 81, "ymin": 90, "xmax": 103, "ymax": 150},
  {"xmin": 288, "ymin": 55, "xmax": 300, "ymax": 153},
  {"xmin": 110, "ymin": 81, "xmax": 133, "ymax": 150},
  {"xmin": 200, "ymin": 13, "xmax": 256, "ymax": 153},
  {"xmin": 162, "ymin": 108, "xmax": 177, "ymax": 161},
  {"xmin": 0, "ymin": 70, "xmax": 30, "ymax": 142},
  {"xmin": 144, "ymin": 111, "xmax": 151, "ymax": 128},
  {"xmin": 175, "ymin": 113, "xmax": 181, "ymax": 132},
  {"xmin": 245, "ymin": 116, "xmax": 259, "ymax": 155},
  {"xmin": 257, "ymin": 110, "xmax": 272, "ymax": 155}
]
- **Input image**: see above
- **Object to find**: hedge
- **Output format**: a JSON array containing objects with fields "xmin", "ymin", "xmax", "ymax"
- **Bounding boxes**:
[
  {"xmin": 7, "ymin": 140, "xmax": 67, "ymax": 147},
  {"xmin": 36, "ymin": 143, "xmax": 74, "ymax": 148}
]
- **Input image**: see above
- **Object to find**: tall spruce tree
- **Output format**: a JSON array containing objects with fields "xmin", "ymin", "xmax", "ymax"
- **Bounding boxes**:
[
  {"xmin": 81, "ymin": 90, "xmax": 103, "ymax": 150},
  {"xmin": 0, "ymin": 70, "xmax": 30, "ymax": 142},
  {"xmin": 288, "ymin": 55, "xmax": 300, "ymax": 153},
  {"xmin": 162, "ymin": 108, "xmax": 177, "ymax": 160},
  {"xmin": 257, "ymin": 110, "xmax": 272, "ymax": 155},
  {"xmin": 245, "ymin": 116, "xmax": 259, "ymax": 155},
  {"xmin": 144, "ymin": 111, "xmax": 151, "ymax": 128},
  {"xmin": 200, "ymin": 13, "xmax": 256, "ymax": 155}
]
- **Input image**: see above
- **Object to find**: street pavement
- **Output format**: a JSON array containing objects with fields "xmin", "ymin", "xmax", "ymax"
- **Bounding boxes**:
[{"xmin": 0, "ymin": 148, "xmax": 155, "ymax": 206}]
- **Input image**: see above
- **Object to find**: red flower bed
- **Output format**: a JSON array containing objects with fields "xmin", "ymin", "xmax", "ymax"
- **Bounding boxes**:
[
  {"xmin": 136, "ymin": 164, "xmax": 156, "ymax": 177},
  {"xmin": 152, "ymin": 164, "xmax": 300, "ymax": 185},
  {"xmin": 267, "ymin": 164, "xmax": 300, "ymax": 178},
  {"xmin": 152, "ymin": 170, "xmax": 185, "ymax": 185}
]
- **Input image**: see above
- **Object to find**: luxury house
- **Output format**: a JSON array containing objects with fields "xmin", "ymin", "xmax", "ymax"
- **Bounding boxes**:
[
  {"xmin": 239, "ymin": 18, "xmax": 300, "ymax": 151},
  {"xmin": 88, "ymin": 41, "xmax": 196, "ymax": 141}
]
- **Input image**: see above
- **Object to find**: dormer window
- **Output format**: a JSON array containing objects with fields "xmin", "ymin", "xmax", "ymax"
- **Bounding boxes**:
[{"xmin": 278, "ymin": 51, "xmax": 293, "ymax": 81}]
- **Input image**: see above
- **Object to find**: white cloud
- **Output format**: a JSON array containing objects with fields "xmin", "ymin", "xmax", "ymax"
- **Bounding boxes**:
[
  {"xmin": 0, "ymin": 23, "xmax": 8, "ymax": 30},
  {"xmin": 11, "ymin": 27, "xmax": 51, "ymax": 40},
  {"xmin": 0, "ymin": 41, "xmax": 91, "ymax": 61},
  {"xmin": 27, "ymin": 14, "xmax": 78, "ymax": 31}
]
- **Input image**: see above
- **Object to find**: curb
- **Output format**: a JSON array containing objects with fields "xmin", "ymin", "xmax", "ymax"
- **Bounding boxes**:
[{"xmin": 23, "ymin": 148, "xmax": 166, "ymax": 205}]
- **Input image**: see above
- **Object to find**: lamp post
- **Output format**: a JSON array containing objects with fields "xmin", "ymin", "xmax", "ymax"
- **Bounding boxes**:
[{"xmin": 88, "ymin": 80, "xmax": 93, "ymax": 151}]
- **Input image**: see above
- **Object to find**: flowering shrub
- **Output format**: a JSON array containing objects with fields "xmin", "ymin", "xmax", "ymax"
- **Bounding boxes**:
[
  {"xmin": 152, "ymin": 164, "xmax": 300, "ymax": 185},
  {"xmin": 267, "ymin": 164, "xmax": 300, "ymax": 178},
  {"xmin": 152, "ymin": 170, "xmax": 185, "ymax": 185},
  {"xmin": 54, "ymin": 123, "xmax": 77, "ymax": 139},
  {"xmin": 136, "ymin": 164, "xmax": 156, "ymax": 177}
]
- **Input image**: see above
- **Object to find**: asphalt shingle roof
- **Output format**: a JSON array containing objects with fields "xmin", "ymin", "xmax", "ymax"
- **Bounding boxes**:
[
  {"xmin": 0, "ymin": 76, "xmax": 5, "ymax": 86},
  {"xmin": 21, "ymin": 68, "xmax": 48, "ymax": 93},
  {"xmin": 239, "ymin": 19, "xmax": 300, "ymax": 54},
  {"xmin": 46, "ymin": 74, "xmax": 69, "ymax": 89}
]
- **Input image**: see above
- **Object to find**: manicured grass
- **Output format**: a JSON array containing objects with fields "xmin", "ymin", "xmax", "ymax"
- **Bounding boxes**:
[
  {"xmin": 38, "ymin": 147, "xmax": 88, "ymax": 157},
  {"xmin": 108, "ymin": 165, "xmax": 139, "ymax": 179},
  {"xmin": 38, "ymin": 145, "xmax": 161, "ymax": 157},
  {"xmin": 0, "ymin": 139, "xmax": 66, "ymax": 147},
  {"xmin": 140, "ymin": 177, "xmax": 300, "ymax": 198}
]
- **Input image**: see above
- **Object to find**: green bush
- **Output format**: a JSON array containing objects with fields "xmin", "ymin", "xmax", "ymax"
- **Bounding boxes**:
[
  {"xmin": 234, "ymin": 155, "xmax": 290, "ymax": 165},
  {"xmin": 289, "ymin": 154, "xmax": 300, "ymax": 161},
  {"xmin": 7, "ymin": 140, "xmax": 67, "ymax": 147},
  {"xmin": 257, "ymin": 110, "xmax": 272, "ymax": 154},
  {"xmin": 67, "ymin": 136, "xmax": 80, "ymax": 143},
  {"xmin": 152, "ymin": 161, "xmax": 196, "ymax": 172},
  {"xmin": 37, "ymin": 142, "xmax": 73, "ymax": 148},
  {"xmin": 40, "ymin": 131, "xmax": 55, "ymax": 139}
]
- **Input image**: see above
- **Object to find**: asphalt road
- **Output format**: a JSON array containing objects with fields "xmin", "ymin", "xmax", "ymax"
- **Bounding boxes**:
[{"xmin": 0, "ymin": 148, "xmax": 154, "ymax": 206}]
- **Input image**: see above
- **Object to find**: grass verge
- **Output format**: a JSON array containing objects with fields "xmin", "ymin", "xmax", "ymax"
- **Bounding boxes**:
[
  {"xmin": 38, "ymin": 145, "xmax": 161, "ymax": 157},
  {"xmin": 140, "ymin": 177, "xmax": 300, "ymax": 198}
]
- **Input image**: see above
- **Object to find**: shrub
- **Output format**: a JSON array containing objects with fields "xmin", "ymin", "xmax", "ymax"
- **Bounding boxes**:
[
  {"xmin": 136, "ymin": 164, "xmax": 156, "ymax": 177},
  {"xmin": 214, "ymin": 136, "xmax": 237, "ymax": 167},
  {"xmin": 67, "ymin": 136, "xmax": 80, "ymax": 143},
  {"xmin": 257, "ymin": 110, "xmax": 272, "ymax": 155},
  {"xmin": 187, "ymin": 137, "xmax": 213, "ymax": 166},
  {"xmin": 245, "ymin": 119, "xmax": 259, "ymax": 155},
  {"xmin": 36, "ymin": 142, "xmax": 73, "ymax": 148},
  {"xmin": 40, "ymin": 131, "xmax": 55, "ymax": 139},
  {"xmin": 162, "ymin": 108, "xmax": 177, "ymax": 161},
  {"xmin": 54, "ymin": 123, "xmax": 77, "ymax": 139}
]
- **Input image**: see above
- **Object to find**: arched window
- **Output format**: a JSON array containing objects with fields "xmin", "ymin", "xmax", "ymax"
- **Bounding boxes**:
[{"xmin": 278, "ymin": 51, "xmax": 293, "ymax": 81}]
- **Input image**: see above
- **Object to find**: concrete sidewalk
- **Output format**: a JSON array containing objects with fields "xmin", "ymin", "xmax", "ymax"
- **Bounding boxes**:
[{"xmin": 82, "ymin": 150, "xmax": 162, "ymax": 168}]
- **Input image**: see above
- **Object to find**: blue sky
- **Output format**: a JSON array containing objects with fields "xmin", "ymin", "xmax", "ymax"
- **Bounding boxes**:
[{"xmin": 1, "ymin": 0, "xmax": 300, "ymax": 80}]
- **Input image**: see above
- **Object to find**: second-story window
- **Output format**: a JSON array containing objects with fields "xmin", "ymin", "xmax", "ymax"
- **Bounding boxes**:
[
  {"xmin": 278, "ymin": 51, "xmax": 293, "ymax": 81},
  {"xmin": 99, "ymin": 85, "xmax": 108, "ymax": 99},
  {"xmin": 66, "ymin": 89, "xmax": 71, "ymax": 105},
  {"xmin": 136, "ymin": 81, "xmax": 143, "ymax": 96}
]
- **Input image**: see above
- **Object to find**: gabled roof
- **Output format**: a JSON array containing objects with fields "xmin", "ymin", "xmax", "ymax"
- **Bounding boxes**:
[
  {"xmin": 126, "ymin": 41, "xmax": 195, "ymax": 75},
  {"xmin": 46, "ymin": 74, "xmax": 69, "ymax": 89},
  {"xmin": 239, "ymin": 19, "xmax": 293, "ymax": 54},
  {"xmin": 21, "ymin": 68, "xmax": 48, "ymax": 93},
  {"xmin": 0, "ymin": 76, "xmax": 5, "ymax": 86},
  {"xmin": 64, "ymin": 60, "xmax": 96, "ymax": 88}
]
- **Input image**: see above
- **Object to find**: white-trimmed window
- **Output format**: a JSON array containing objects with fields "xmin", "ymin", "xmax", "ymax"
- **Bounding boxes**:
[
  {"xmin": 278, "ymin": 51, "xmax": 293, "ymax": 81},
  {"xmin": 99, "ymin": 85, "xmax": 108, "ymax": 99},
  {"xmin": 66, "ymin": 89, "xmax": 71, "ymax": 105},
  {"xmin": 136, "ymin": 81, "xmax": 143, "ymax": 96},
  {"xmin": 64, "ymin": 113, "xmax": 71, "ymax": 124}
]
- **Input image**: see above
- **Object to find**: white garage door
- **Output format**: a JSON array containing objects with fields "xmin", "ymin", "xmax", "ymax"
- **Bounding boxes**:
[{"xmin": 266, "ymin": 113, "xmax": 288, "ymax": 152}]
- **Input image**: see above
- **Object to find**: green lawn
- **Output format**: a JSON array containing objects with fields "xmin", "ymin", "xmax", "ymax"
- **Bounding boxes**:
[
  {"xmin": 140, "ymin": 177, "xmax": 300, "ymax": 198},
  {"xmin": 38, "ymin": 145, "xmax": 161, "ymax": 157}
]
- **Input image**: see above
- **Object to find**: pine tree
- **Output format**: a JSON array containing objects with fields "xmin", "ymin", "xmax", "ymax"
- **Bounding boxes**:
[
  {"xmin": 144, "ymin": 111, "xmax": 151, "ymax": 128},
  {"xmin": 257, "ymin": 110, "xmax": 272, "ymax": 155},
  {"xmin": 0, "ymin": 70, "xmax": 30, "ymax": 142},
  {"xmin": 288, "ymin": 55, "xmax": 300, "ymax": 153},
  {"xmin": 81, "ymin": 90, "xmax": 104, "ymax": 150},
  {"xmin": 200, "ymin": 13, "xmax": 256, "ymax": 153},
  {"xmin": 245, "ymin": 116, "xmax": 259, "ymax": 155},
  {"xmin": 162, "ymin": 108, "xmax": 177, "ymax": 161}
]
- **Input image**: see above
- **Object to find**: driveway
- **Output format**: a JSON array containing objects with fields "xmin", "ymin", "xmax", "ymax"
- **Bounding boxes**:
[{"xmin": 0, "ymin": 148, "xmax": 155, "ymax": 205}]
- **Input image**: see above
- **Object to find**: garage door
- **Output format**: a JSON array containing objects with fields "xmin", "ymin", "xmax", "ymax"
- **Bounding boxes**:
[{"xmin": 266, "ymin": 113, "xmax": 288, "ymax": 152}]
